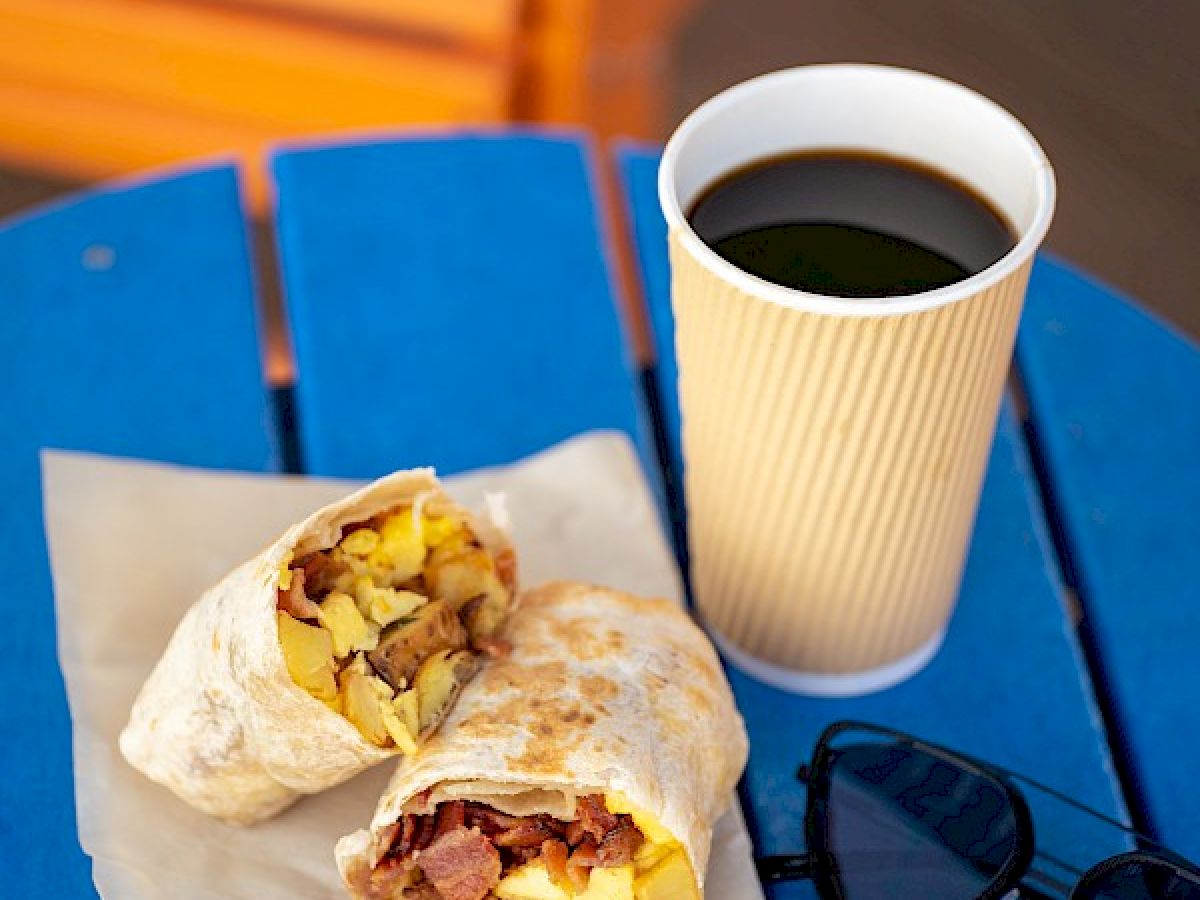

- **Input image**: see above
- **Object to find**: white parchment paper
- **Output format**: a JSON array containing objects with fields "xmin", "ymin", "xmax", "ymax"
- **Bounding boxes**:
[{"xmin": 42, "ymin": 431, "xmax": 764, "ymax": 900}]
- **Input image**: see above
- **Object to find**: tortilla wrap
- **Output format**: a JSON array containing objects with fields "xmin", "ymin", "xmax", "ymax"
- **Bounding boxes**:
[
  {"xmin": 119, "ymin": 469, "xmax": 513, "ymax": 825},
  {"xmin": 336, "ymin": 581, "xmax": 749, "ymax": 899}
]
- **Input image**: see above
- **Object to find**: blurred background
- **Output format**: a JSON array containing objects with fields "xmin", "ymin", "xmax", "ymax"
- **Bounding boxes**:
[{"xmin": 2, "ymin": 0, "xmax": 1196, "ymax": 341}]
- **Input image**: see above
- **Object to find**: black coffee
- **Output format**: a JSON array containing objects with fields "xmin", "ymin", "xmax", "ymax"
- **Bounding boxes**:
[{"xmin": 688, "ymin": 151, "xmax": 1016, "ymax": 298}]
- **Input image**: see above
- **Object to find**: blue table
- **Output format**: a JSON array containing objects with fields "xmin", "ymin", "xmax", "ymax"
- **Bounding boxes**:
[{"xmin": 2, "ymin": 133, "xmax": 1196, "ymax": 898}]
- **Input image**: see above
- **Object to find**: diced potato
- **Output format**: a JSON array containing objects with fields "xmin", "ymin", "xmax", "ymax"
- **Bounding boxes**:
[
  {"xmin": 425, "ymin": 543, "xmax": 500, "ymax": 612},
  {"xmin": 496, "ymin": 861, "xmax": 638, "ymax": 900},
  {"xmin": 365, "ymin": 620, "xmax": 382, "ymax": 652},
  {"xmin": 339, "ymin": 669, "xmax": 390, "ymax": 746},
  {"xmin": 495, "ymin": 862, "xmax": 569, "ymax": 900},
  {"xmin": 367, "ymin": 600, "xmax": 468, "ymax": 689},
  {"xmin": 337, "ymin": 664, "xmax": 418, "ymax": 751},
  {"xmin": 393, "ymin": 688, "xmax": 420, "ymax": 739},
  {"xmin": 580, "ymin": 866, "xmax": 635, "ymax": 900},
  {"xmin": 414, "ymin": 648, "xmax": 477, "ymax": 733},
  {"xmin": 317, "ymin": 592, "xmax": 374, "ymax": 657},
  {"xmin": 463, "ymin": 579, "xmax": 510, "ymax": 643},
  {"xmin": 339, "ymin": 527, "xmax": 380, "ymax": 557},
  {"xmin": 605, "ymin": 794, "xmax": 677, "ymax": 847},
  {"xmin": 277, "ymin": 612, "xmax": 336, "ymax": 702},
  {"xmin": 379, "ymin": 694, "xmax": 418, "ymax": 754},
  {"xmin": 633, "ymin": 850, "xmax": 697, "ymax": 900}
]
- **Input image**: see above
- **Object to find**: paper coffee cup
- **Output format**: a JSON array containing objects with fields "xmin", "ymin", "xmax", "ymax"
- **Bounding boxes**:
[{"xmin": 659, "ymin": 65, "xmax": 1055, "ymax": 696}]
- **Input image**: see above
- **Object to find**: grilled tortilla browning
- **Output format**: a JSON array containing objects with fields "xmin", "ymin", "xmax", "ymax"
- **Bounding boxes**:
[
  {"xmin": 337, "ymin": 583, "xmax": 747, "ymax": 899},
  {"xmin": 120, "ymin": 469, "xmax": 514, "ymax": 824}
]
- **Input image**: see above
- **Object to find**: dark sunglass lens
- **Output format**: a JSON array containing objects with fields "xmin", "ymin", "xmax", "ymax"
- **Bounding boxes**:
[
  {"xmin": 821, "ymin": 742, "xmax": 1023, "ymax": 900},
  {"xmin": 1074, "ymin": 855, "xmax": 1200, "ymax": 899}
]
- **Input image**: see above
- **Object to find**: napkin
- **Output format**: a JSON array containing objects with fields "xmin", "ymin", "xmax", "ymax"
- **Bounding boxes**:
[{"xmin": 42, "ymin": 431, "xmax": 765, "ymax": 900}]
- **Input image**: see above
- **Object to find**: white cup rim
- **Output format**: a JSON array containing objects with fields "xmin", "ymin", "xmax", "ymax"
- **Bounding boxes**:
[{"xmin": 658, "ymin": 63, "xmax": 1056, "ymax": 318}]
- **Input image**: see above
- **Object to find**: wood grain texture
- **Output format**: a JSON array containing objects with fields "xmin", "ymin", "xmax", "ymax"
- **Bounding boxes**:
[
  {"xmin": 228, "ymin": 0, "xmax": 520, "ymax": 49},
  {"xmin": 0, "ymin": 0, "xmax": 512, "ymax": 129}
]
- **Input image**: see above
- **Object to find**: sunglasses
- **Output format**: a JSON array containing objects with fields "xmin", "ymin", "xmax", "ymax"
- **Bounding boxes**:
[{"xmin": 758, "ymin": 721, "xmax": 1200, "ymax": 899}]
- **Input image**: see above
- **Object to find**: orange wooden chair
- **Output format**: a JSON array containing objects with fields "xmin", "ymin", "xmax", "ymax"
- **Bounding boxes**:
[{"xmin": 0, "ymin": 0, "xmax": 694, "ymax": 209}]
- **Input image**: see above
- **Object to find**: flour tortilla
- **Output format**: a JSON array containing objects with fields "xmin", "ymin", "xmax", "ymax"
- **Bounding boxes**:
[
  {"xmin": 336, "ymin": 581, "xmax": 749, "ymax": 895},
  {"xmin": 119, "ymin": 469, "xmax": 513, "ymax": 825}
]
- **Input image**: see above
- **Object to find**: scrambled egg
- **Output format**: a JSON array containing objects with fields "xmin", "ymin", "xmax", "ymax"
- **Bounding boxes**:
[
  {"xmin": 276, "ymin": 504, "xmax": 506, "ymax": 751},
  {"xmin": 316, "ymin": 592, "xmax": 374, "ymax": 657}
]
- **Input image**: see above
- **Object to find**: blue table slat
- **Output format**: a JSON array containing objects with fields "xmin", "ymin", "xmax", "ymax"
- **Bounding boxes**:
[
  {"xmin": 272, "ymin": 134, "xmax": 651, "ymax": 481},
  {"xmin": 1016, "ymin": 259, "xmax": 1200, "ymax": 857},
  {"xmin": 0, "ymin": 167, "xmax": 277, "ymax": 896},
  {"xmin": 618, "ymin": 149, "xmax": 1129, "ymax": 896},
  {"xmin": 619, "ymin": 146, "xmax": 682, "ymax": 489}
]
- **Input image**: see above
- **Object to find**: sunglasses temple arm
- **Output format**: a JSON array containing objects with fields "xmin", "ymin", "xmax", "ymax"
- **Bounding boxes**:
[{"xmin": 757, "ymin": 853, "xmax": 817, "ymax": 885}]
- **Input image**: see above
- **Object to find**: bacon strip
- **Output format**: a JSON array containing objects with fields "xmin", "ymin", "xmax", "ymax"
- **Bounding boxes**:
[
  {"xmin": 464, "ymin": 805, "xmax": 519, "ymax": 837},
  {"xmin": 393, "ymin": 815, "xmax": 418, "ymax": 858},
  {"xmin": 381, "ymin": 795, "xmax": 646, "ymax": 898},
  {"xmin": 493, "ymin": 815, "xmax": 563, "ymax": 848},
  {"xmin": 412, "ymin": 815, "xmax": 437, "ymax": 855},
  {"xmin": 542, "ymin": 839, "xmax": 569, "ymax": 884},
  {"xmin": 417, "ymin": 826, "xmax": 501, "ymax": 900},
  {"xmin": 596, "ymin": 820, "xmax": 643, "ymax": 866},
  {"xmin": 566, "ymin": 837, "xmax": 600, "ymax": 892},
  {"xmin": 434, "ymin": 801, "xmax": 466, "ymax": 838},
  {"xmin": 564, "ymin": 819, "xmax": 586, "ymax": 846},
  {"xmin": 277, "ymin": 569, "xmax": 320, "ymax": 619},
  {"xmin": 576, "ymin": 795, "xmax": 619, "ymax": 842}
]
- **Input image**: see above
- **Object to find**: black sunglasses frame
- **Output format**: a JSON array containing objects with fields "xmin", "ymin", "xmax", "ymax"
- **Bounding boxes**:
[
  {"xmin": 758, "ymin": 720, "xmax": 1200, "ymax": 900},
  {"xmin": 810, "ymin": 721, "xmax": 1036, "ymax": 899},
  {"xmin": 759, "ymin": 720, "xmax": 1035, "ymax": 899},
  {"xmin": 1070, "ymin": 850, "xmax": 1200, "ymax": 899}
]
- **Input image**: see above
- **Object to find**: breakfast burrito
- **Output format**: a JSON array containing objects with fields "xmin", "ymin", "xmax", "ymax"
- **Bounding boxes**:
[
  {"xmin": 336, "ymin": 582, "xmax": 748, "ymax": 900},
  {"xmin": 120, "ymin": 469, "xmax": 516, "ymax": 824}
]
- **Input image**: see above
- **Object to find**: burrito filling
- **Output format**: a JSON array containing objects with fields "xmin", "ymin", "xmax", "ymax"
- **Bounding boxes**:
[
  {"xmin": 359, "ymin": 795, "xmax": 695, "ymax": 900},
  {"xmin": 276, "ymin": 501, "xmax": 515, "ymax": 751}
]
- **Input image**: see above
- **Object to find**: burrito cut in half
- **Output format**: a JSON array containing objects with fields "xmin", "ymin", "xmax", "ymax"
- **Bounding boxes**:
[
  {"xmin": 120, "ymin": 469, "xmax": 516, "ymax": 824},
  {"xmin": 336, "ymin": 582, "xmax": 749, "ymax": 900}
]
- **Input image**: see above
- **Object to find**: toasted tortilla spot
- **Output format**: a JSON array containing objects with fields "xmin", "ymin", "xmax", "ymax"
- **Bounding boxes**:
[
  {"xmin": 579, "ymin": 675, "xmax": 619, "ymax": 703},
  {"xmin": 684, "ymin": 684, "xmax": 716, "ymax": 715},
  {"xmin": 505, "ymin": 735, "xmax": 573, "ymax": 778},
  {"xmin": 604, "ymin": 629, "xmax": 627, "ymax": 653},
  {"xmin": 520, "ymin": 582, "xmax": 684, "ymax": 651},
  {"xmin": 488, "ymin": 660, "xmax": 570, "ymax": 692},
  {"xmin": 454, "ymin": 715, "xmax": 514, "ymax": 740}
]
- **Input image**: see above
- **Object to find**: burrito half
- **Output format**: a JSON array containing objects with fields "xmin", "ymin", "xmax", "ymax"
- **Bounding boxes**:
[
  {"xmin": 120, "ymin": 469, "xmax": 516, "ymax": 824},
  {"xmin": 336, "ymin": 582, "xmax": 748, "ymax": 900}
]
